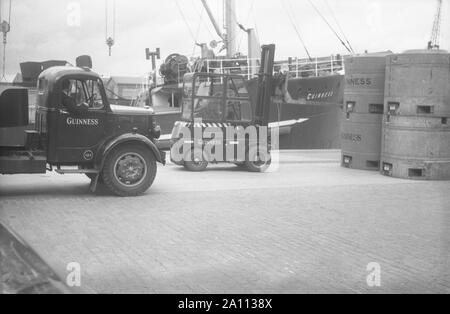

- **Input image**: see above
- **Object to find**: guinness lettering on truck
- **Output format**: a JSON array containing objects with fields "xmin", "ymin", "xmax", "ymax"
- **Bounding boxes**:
[
  {"xmin": 66, "ymin": 118, "xmax": 99, "ymax": 126},
  {"xmin": 0, "ymin": 55, "xmax": 165, "ymax": 197}
]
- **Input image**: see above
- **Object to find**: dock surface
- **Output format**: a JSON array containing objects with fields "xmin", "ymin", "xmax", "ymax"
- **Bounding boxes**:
[{"xmin": 1, "ymin": 150, "xmax": 449, "ymax": 293}]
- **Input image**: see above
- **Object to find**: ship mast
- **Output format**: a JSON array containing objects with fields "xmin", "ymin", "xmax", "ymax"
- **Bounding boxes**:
[
  {"xmin": 201, "ymin": 0, "xmax": 237, "ymax": 58},
  {"xmin": 224, "ymin": 0, "xmax": 237, "ymax": 58}
]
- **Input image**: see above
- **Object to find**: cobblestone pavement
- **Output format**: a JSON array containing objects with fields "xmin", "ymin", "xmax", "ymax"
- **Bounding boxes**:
[{"xmin": 1, "ymin": 151, "xmax": 449, "ymax": 293}]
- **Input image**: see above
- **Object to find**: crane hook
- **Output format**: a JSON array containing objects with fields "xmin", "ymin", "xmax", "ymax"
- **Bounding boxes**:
[
  {"xmin": 0, "ymin": 20, "xmax": 10, "ymax": 44},
  {"xmin": 106, "ymin": 37, "xmax": 115, "ymax": 56}
]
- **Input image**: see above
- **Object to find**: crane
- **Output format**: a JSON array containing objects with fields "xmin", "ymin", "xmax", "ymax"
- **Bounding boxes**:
[{"xmin": 428, "ymin": 0, "xmax": 443, "ymax": 50}]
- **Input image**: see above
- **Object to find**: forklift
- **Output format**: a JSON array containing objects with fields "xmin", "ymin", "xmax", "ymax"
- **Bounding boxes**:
[
  {"xmin": 0, "ymin": 56, "xmax": 165, "ymax": 197},
  {"xmin": 170, "ymin": 44, "xmax": 277, "ymax": 172}
]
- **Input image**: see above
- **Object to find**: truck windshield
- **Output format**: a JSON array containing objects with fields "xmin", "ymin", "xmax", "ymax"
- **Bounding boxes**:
[{"xmin": 62, "ymin": 79, "xmax": 104, "ymax": 110}]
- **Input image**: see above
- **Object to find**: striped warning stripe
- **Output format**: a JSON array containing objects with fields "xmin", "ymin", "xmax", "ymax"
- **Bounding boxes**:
[{"xmin": 185, "ymin": 122, "xmax": 233, "ymax": 128}]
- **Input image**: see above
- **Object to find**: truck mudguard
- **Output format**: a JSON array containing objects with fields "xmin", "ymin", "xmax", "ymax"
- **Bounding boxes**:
[{"xmin": 97, "ymin": 133, "xmax": 165, "ymax": 169}]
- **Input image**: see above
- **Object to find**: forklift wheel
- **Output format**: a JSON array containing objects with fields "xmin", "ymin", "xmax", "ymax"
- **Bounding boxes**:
[
  {"xmin": 184, "ymin": 151, "xmax": 208, "ymax": 172},
  {"xmin": 102, "ymin": 144, "xmax": 157, "ymax": 197},
  {"xmin": 245, "ymin": 148, "xmax": 272, "ymax": 173}
]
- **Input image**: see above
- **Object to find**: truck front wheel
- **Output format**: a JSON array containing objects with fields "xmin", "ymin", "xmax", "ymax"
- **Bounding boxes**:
[{"xmin": 102, "ymin": 145, "xmax": 157, "ymax": 197}]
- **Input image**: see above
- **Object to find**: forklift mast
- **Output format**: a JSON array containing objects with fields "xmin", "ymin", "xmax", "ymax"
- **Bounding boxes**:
[{"xmin": 254, "ymin": 44, "xmax": 276, "ymax": 126}]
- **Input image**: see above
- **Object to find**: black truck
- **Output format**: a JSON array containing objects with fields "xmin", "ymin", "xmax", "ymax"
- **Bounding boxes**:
[{"xmin": 0, "ymin": 57, "xmax": 165, "ymax": 197}]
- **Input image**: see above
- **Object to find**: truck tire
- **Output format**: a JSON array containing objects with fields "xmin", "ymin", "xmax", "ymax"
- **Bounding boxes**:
[
  {"xmin": 183, "ymin": 150, "xmax": 208, "ymax": 172},
  {"xmin": 102, "ymin": 144, "xmax": 157, "ymax": 197},
  {"xmin": 245, "ymin": 147, "xmax": 272, "ymax": 173}
]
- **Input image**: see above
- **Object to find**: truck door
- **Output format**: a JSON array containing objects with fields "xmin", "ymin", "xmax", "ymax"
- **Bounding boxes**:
[{"xmin": 54, "ymin": 78, "xmax": 107, "ymax": 163}]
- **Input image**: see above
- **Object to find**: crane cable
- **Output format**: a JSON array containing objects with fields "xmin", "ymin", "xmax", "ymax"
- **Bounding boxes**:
[
  {"xmin": 281, "ymin": 0, "xmax": 313, "ymax": 61},
  {"xmin": 306, "ymin": 0, "xmax": 353, "ymax": 54},
  {"xmin": 285, "ymin": 0, "xmax": 314, "ymax": 61},
  {"xmin": 323, "ymin": 0, "xmax": 355, "ymax": 53},
  {"xmin": 0, "ymin": 0, "xmax": 12, "ymax": 81},
  {"xmin": 105, "ymin": 0, "xmax": 116, "ymax": 56},
  {"xmin": 174, "ymin": 0, "xmax": 197, "ymax": 43},
  {"xmin": 191, "ymin": 0, "xmax": 215, "ymax": 39}
]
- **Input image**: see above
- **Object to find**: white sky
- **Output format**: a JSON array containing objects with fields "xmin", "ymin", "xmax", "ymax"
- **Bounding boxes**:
[{"xmin": 3, "ymin": 0, "xmax": 450, "ymax": 77}]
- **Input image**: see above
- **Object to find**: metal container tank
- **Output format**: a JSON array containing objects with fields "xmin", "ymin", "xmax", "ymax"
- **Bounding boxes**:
[
  {"xmin": 341, "ymin": 52, "xmax": 390, "ymax": 170},
  {"xmin": 381, "ymin": 50, "xmax": 450, "ymax": 180}
]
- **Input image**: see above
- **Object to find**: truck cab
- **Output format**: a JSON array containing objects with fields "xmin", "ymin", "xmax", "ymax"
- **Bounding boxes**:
[{"xmin": 0, "ymin": 63, "xmax": 165, "ymax": 197}]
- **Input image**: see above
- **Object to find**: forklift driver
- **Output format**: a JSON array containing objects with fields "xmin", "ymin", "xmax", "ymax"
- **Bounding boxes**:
[{"xmin": 61, "ymin": 79, "xmax": 88, "ymax": 113}]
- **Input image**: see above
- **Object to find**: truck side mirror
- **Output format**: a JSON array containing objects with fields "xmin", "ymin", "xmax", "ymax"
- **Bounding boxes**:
[{"xmin": 76, "ymin": 55, "xmax": 92, "ymax": 69}]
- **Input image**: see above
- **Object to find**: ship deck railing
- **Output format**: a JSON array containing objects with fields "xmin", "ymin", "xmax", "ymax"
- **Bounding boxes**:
[{"xmin": 205, "ymin": 55, "xmax": 345, "ymax": 79}]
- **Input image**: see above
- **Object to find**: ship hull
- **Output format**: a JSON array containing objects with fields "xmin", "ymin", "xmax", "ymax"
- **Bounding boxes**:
[
  {"xmin": 262, "ymin": 74, "xmax": 344, "ymax": 150},
  {"xmin": 274, "ymin": 102, "xmax": 341, "ymax": 149},
  {"xmin": 154, "ymin": 75, "xmax": 344, "ymax": 150}
]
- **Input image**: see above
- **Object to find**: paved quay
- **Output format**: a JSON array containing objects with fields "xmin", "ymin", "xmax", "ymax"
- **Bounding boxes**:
[{"xmin": 1, "ymin": 150, "xmax": 449, "ymax": 293}]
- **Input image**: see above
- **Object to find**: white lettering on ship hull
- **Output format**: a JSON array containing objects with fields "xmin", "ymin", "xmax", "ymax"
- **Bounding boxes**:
[
  {"xmin": 67, "ymin": 118, "xmax": 99, "ymax": 126},
  {"xmin": 306, "ymin": 90, "xmax": 334, "ymax": 100}
]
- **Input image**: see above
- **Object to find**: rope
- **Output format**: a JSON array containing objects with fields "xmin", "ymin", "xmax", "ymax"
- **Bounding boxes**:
[
  {"xmin": 281, "ymin": 0, "xmax": 313, "ymax": 61},
  {"xmin": 323, "ymin": 0, "xmax": 354, "ymax": 53},
  {"xmin": 306, "ymin": 0, "xmax": 353, "ymax": 54},
  {"xmin": 105, "ymin": 0, "xmax": 107, "ymax": 39},
  {"xmin": 191, "ymin": 0, "xmax": 214, "ymax": 39},
  {"xmin": 105, "ymin": 0, "xmax": 116, "ymax": 55},
  {"xmin": 105, "ymin": 0, "xmax": 116, "ymax": 38},
  {"xmin": 174, "ymin": 0, "xmax": 197, "ymax": 43},
  {"xmin": 113, "ymin": 0, "xmax": 116, "ymax": 39}
]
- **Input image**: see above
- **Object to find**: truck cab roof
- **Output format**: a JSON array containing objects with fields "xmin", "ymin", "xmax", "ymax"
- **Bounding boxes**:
[{"xmin": 38, "ymin": 66, "xmax": 101, "ymax": 86}]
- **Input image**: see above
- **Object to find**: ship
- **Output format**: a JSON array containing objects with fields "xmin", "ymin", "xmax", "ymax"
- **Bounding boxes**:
[{"xmin": 139, "ymin": 0, "xmax": 346, "ymax": 150}]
